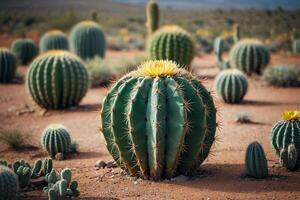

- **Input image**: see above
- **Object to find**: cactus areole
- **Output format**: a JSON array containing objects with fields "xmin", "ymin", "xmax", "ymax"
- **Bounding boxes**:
[{"xmin": 101, "ymin": 60, "xmax": 217, "ymax": 180}]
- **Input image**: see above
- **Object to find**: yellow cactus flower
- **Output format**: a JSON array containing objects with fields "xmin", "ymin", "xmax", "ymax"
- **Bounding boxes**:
[{"xmin": 282, "ymin": 110, "xmax": 300, "ymax": 121}]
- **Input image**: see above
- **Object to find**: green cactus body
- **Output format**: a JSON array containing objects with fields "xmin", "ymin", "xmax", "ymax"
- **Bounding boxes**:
[
  {"xmin": 0, "ymin": 48, "xmax": 17, "ymax": 83},
  {"xmin": 16, "ymin": 166, "xmax": 31, "ymax": 188},
  {"xmin": 41, "ymin": 158, "xmax": 53, "ymax": 176},
  {"xmin": 214, "ymin": 37, "xmax": 231, "ymax": 70},
  {"xmin": 233, "ymin": 24, "xmax": 240, "ymax": 43},
  {"xmin": 271, "ymin": 111, "xmax": 300, "ymax": 169},
  {"xmin": 245, "ymin": 142, "xmax": 268, "ymax": 179},
  {"xmin": 146, "ymin": 0, "xmax": 159, "ymax": 36},
  {"xmin": 101, "ymin": 60, "xmax": 217, "ymax": 180},
  {"xmin": 214, "ymin": 69, "xmax": 248, "ymax": 103},
  {"xmin": 70, "ymin": 20, "xmax": 106, "ymax": 60},
  {"xmin": 229, "ymin": 39, "xmax": 270, "ymax": 75},
  {"xmin": 39, "ymin": 30, "xmax": 68, "ymax": 53},
  {"xmin": 48, "ymin": 188, "xmax": 58, "ymax": 200},
  {"xmin": 45, "ymin": 169, "xmax": 57, "ymax": 184},
  {"xmin": 26, "ymin": 50, "xmax": 89, "ymax": 109},
  {"xmin": 41, "ymin": 124, "xmax": 71, "ymax": 158},
  {"xmin": 279, "ymin": 144, "xmax": 298, "ymax": 171},
  {"xmin": 0, "ymin": 166, "xmax": 18, "ymax": 200},
  {"xmin": 0, "ymin": 160, "xmax": 7, "ymax": 166},
  {"xmin": 292, "ymin": 39, "xmax": 300, "ymax": 54},
  {"xmin": 60, "ymin": 168, "xmax": 72, "ymax": 184},
  {"xmin": 149, "ymin": 26, "xmax": 195, "ymax": 68},
  {"xmin": 11, "ymin": 38, "xmax": 38, "ymax": 65},
  {"xmin": 31, "ymin": 159, "xmax": 42, "ymax": 179}
]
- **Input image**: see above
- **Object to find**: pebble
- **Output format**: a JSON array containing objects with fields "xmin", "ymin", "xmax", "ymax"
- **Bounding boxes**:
[
  {"xmin": 55, "ymin": 153, "xmax": 65, "ymax": 160},
  {"xmin": 95, "ymin": 160, "xmax": 107, "ymax": 168},
  {"xmin": 106, "ymin": 161, "xmax": 117, "ymax": 168}
]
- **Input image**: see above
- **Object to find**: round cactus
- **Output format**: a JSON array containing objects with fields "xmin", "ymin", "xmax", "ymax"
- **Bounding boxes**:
[
  {"xmin": 271, "ymin": 110, "xmax": 300, "ymax": 169},
  {"xmin": 26, "ymin": 50, "xmax": 89, "ymax": 109},
  {"xmin": 101, "ymin": 60, "xmax": 217, "ymax": 180},
  {"xmin": 149, "ymin": 25, "xmax": 195, "ymax": 68},
  {"xmin": 292, "ymin": 39, "xmax": 300, "ymax": 54},
  {"xmin": 245, "ymin": 142, "xmax": 268, "ymax": 179},
  {"xmin": 214, "ymin": 69, "xmax": 248, "ymax": 103},
  {"xmin": 146, "ymin": 0, "xmax": 159, "ymax": 36},
  {"xmin": 0, "ymin": 166, "xmax": 18, "ymax": 200},
  {"xmin": 11, "ymin": 38, "xmax": 38, "ymax": 65},
  {"xmin": 229, "ymin": 39, "xmax": 270, "ymax": 75},
  {"xmin": 41, "ymin": 124, "xmax": 71, "ymax": 158},
  {"xmin": 70, "ymin": 20, "xmax": 106, "ymax": 60},
  {"xmin": 39, "ymin": 30, "xmax": 69, "ymax": 52},
  {"xmin": 0, "ymin": 48, "xmax": 17, "ymax": 83}
]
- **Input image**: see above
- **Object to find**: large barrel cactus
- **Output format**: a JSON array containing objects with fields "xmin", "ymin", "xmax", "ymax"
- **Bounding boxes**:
[
  {"xmin": 101, "ymin": 60, "xmax": 217, "ymax": 180},
  {"xmin": 229, "ymin": 39, "xmax": 270, "ymax": 75},
  {"xmin": 0, "ymin": 48, "xmax": 17, "ymax": 83},
  {"xmin": 0, "ymin": 166, "xmax": 18, "ymax": 200},
  {"xmin": 214, "ymin": 69, "xmax": 248, "ymax": 103},
  {"xmin": 146, "ymin": 0, "xmax": 159, "ymax": 36},
  {"xmin": 245, "ymin": 142, "xmax": 268, "ymax": 179},
  {"xmin": 41, "ymin": 124, "xmax": 71, "ymax": 158},
  {"xmin": 271, "ymin": 110, "xmax": 300, "ymax": 170},
  {"xmin": 11, "ymin": 38, "xmax": 38, "ymax": 65},
  {"xmin": 70, "ymin": 20, "xmax": 106, "ymax": 60},
  {"xmin": 292, "ymin": 39, "xmax": 300, "ymax": 54},
  {"xmin": 26, "ymin": 50, "xmax": 89, "ymax": 109},
  {"xmin": 149, "ymin": 25, "xmax": 195, "ymax": 68},
  {"xmin": 39, "ymin": 30, "xmax": 69, "ymax": 52}
]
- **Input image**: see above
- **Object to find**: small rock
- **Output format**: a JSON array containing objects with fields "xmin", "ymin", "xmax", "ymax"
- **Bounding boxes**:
[
  {"xmin": 95, "ymin": 160, "xmax": 106, "ymax": 168},
  {"xmin": 55, "ymin": 153, "xmax": 65, "ymax": 160},
  {"xmin": 170, "ymin": 175, "xmax": 189, "ymax": 182},
  {"xmin": 106, "ymin": 161, "xmax": 117, "ymax": 168},
  {"xmin": 133, "ymin": 181, "xmax": 138, "ymax": 185}
]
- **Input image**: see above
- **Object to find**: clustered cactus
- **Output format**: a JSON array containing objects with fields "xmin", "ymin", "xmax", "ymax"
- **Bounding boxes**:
[
  {"xmin": 149, "ymin": 25, "xmax": 195, "ymax": 68},
  {"xmin": 146, "ymin": 0, "xmax": 159, "ymax": 36},
  {"xmin": 0, "ymin": 48, "xmax": 17, "ymax": 83},
  {"xmin": 39, "ymin": 30, "xmax": 69, "ymax": 52},
  {"xmin": 214, "ymin": 69, "xmax": 248, "ymax": 103},
  {"xmin": 26, "ymin": 50, "xmax": 89, "ymax": 109},
  {"xmin": 11, "ymin": 38, "xmax": 38, "ymax": 65},
  {"xmin": 292, "ymin": 39, "xmax": 300, "ymax": 54},
  {"xmin": 101, "ymin": 60, "xmax": 217, "ymax": 180},
  {"xmin": 0, "ymin": 166, "xmax": 18, "ymax": 200}
]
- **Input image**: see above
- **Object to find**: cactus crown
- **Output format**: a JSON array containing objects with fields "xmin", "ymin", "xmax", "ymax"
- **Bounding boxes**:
[
  {"xmin": 47, "ymin": 123, "xmax": 67, "ymax": 130},
  {"xmin": 79, "ymin": 20, "xmax": 98, "ymax": 26},
  {"xmin": 47, "ymin": 30, "xmax": 64, "ymax": 35},
  {"xmin": 0, "ymin": 47, "xmax": 9, "ymax": 52},
  {"xmin": 135, "ymin": 60, "xmax": 180, "ymax": 77},
  {"xmin": 282, "ymin": 110, "xmax": 300, "ymax": 121},
  {"xmin": 238, "ymin": 38, "xmax": 262, "ymax": 45},
  {"xmin": 39, "ymin": 50, "xmax": 79, "ymax": 59}
]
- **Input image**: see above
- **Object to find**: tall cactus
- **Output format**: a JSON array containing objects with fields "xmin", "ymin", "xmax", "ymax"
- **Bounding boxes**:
[
  {"xmin": 149, "ymin": 25, "xmax": 195, "ymax": 68},
  {"xmin": 0, "ymin": 166, "xmax": 18, "ymax": 200},
  {"xmin": 0, "ymin": 48, "xmax": 17, "ymax": 83},
  {"xmin": 213, "ymin": 37, "xmax": 230, "ymax": 70},
  {"xmin": 271, "ymin": 110, "xmax": 300, "ymax": 170},
  {"xmin": 229, "ymin": 39, "xmax": 270, "ymax": 75},
  {"xmin": 39, "ymin": 30, "xmax": 69, "ymax": 52},
  {"xmin": 70, "ymin": 20, "xmax": 106, "ymax": 60},
  {"xmin": 26, "ymin": 50, "xmax": 89, "ymax": 109},
  {"xmin": 214, "ymin": 69, "xmax": 248, "ymax": 103},
  {"xmin": 292, "ymin": 39, "xmax": 300, "ymax": 54},
  {"xmin": 11, "ymin": 38, "xmax": 38, "ymax": 65},
  {"xmin": 146, "ymin": 0, "xmax": 159, "ymax": 36},
  {"xmin": 101, "ymin": 60, "xmax": 217, "ymax": 180},
  {"xmin": 245, "ymin": 142, "xmax": 268, "ymax": 179},
  {"xmin": 233, "ymin": 24, "xmax": 240, "ymax": 43}
]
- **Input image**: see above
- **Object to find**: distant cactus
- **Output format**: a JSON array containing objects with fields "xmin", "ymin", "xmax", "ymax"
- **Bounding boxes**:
[
  {"xmin": 233, "ymin": 24, "xmax": 240, "ymax": 43},
  {"xmin": 279, "ymin": 144, "xmax": 298, "ymax": 171},
  {"xmin": 0, "ymin": 48, "xmax": 17, "ymax": 83},
  {"xmin": 0, "ymin": 166, "xmax": 18, "ymax": 200},
  {"xmin": 213, "ymin": 37, "xmax": 230, "ymax": 70},
  {"xmin": 245, "ymin": 142, "xmax": 268, "ymax": 179},
  {"xmin": 11, "ymin": 38, "xmax": 38, "ymax": 65},
  {"xmin": 26, "ymin": 50, "xmax": 89, "ymax": 109},
  {"xmin": 229, "ymin": 39, "xmax": 270, "ymax": 75},
  {"xmin": 292, "ymin": 39, "xmax": 300, "ymax": 54},
  {"xmin": 149, "ymin": 25, "xmax": 195, "ymax": 68},
  {"xmin": 146, "ymin": 0, "xmax": 159, "ymax": 36},
  {"xmin": 39, "ymin": 30, "xmax": 69, "ymax": 52},
  {"xmin": 31, "ymin": 159, "xmax": 42, "ymax": 179},
  {"xmin": 214, "ymin": 69, "xmax": 248, "ymax": 103},
  {"xmin": 15, "ymin": 166, "xmax": 31, "ymax": 188},
  {"xmin": 70, "ymin": 20, "xmax": 106, "ymax": 60},
  {"xmin": 41, "ymin": 124, "xmax": 71, "ymax": 158}
]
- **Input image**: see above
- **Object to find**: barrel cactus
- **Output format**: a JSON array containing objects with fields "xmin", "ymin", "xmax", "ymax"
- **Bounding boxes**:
[
  {"xmin": 146, "ymin": 0, "xmax": 159, "ymax": 36},
  {"xmin": 214, "ymin": 69, "xmax": 248, "ymax": 103},
  {"xmin": 0, "ymin": 166, "xmax": 18, "ymax": 200},
  {"xmin": 11, "ymin": 38, "xmax": 38, "ymax": 65},
  {"xmin": 39, "ymin": 30, "xmax": 69, "ymax": 52},
  {"xmin": 149, "ymin": 25, "xmax": 195, "ymax": 68},
  {"xmin": 41, "ymin": 124, "xmax": 71, "ymax": 158},
  {"xmin": 101, "ymin": 60, "xmax": 217, "ymax": 180},
  {"xmin": 292, "ymin": 39, "xmax": 300, "ymax": 54},
  {"xmin": 70, "ymin": 20, "xmax": 106, "ymax": 60},
  {"xmin": 0, "ymin": 48, "xmax": 17, "ymax": 83},
  {"xmin": 26, "ymin": 50, "xmax": 89, "ymax": 109},
  {"xmin": 271, "ymin": 110, "xmax": 300, "ymax": 169},
  {"xmin": 229, "ymin": 39, "xmax": 270, "ymax": 75},
  {"xmin": 245, "ymin": 142, "xmax": 268, "ymax": 179}
]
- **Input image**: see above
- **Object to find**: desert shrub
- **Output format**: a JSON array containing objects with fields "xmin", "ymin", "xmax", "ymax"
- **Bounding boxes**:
[
  {"xmin": 0, "ymin": 128, "xmax": 31, "ymax": 150},
  {"xmin": 235, "ymin": 112, "xmax": 252, "ymax": 123},
  {"xmin": 263, "ymin": 65, "xmax": 300, "ymax": 87}
]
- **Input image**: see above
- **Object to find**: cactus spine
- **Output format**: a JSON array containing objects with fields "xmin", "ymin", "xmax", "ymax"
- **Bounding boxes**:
[
  {"xmin": 11, "ymin": 38, "xmax": 38, "ymax": 65},
  {"xmin": 0, "ymin": 166, "xmax": 18, "ymax": 200},
  {"xmin": 26, "ymin": 50, "xmax": 89, "ymax": 109},
  {"xmin": 245, "ymin": 142, "xmax": 268, "ymax": 179},
  {"xmin": 101, "ymin": 60, "xmax": 217, "ymax": 180},
  {"xmin": 146, "ymin": 0, "xmax": 159, "ymax": 36},
  {"xmin": 229, "ymin": 39, "xmax": 270, "ymax": 75},
  {"xmin": 271, "ymin": 110, "xmax": 300, "ymax": 170},
  {"xmin": 39, "ymin": 30, "xmax": 69, "ymax": 52},
  {"xmin": 0, "ymin": 48, "xmax": 17, "ymax": 83},
  {"xmin": 292, "ymin": 39, "xmax": 300, "ymax": 54},
  {"xmin": 70, "ymin": 20, "xmax": 106, "ymax": 60},
  {"xmin": 149, "ymin": 26, "xmax": 195, "ymax": 68},
  {"xmin": 214, "ymin": 69, "xmax": 248, "ymax": 103},
  {"xmin": 41, "ymin": 124, "xmax": 71, "ymax": 158}
]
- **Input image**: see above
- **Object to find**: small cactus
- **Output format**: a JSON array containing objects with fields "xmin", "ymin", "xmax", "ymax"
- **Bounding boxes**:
[
  {"xmin": 292, "ymin": 39, "xmax": 300, "ymax": 54},
  {"xmin": 11, "ymin": 38, "xmax": 38, "ymax": 65},
  {"xmin": 39, "ymin": 30, "xmax": 69, "ymax": 52},
  {"xmin": 41, "ymin": 158, "xmax": 53, "ymax": 176},
  {"xmin": 16, "ymin": 166, "xmax": 31, "ymax": 188},
  {"xmin": 279, "ymin": 144, "xmax": 298, "ymax": 171},
  {"xmin": 31, "ymin": 159, "xmax": 42, "ymax": 179},
  {"xmin": 146, "ymin": 0, "xmax": 159, "ymax": 36},
  {"xmin": 213, "ymin": 37, "xmax": 230, "ymax": 70},
  {"xmin": 233, "ymin": 24, "xmax": 240, "ymax": 43},
  {"xmin": 0, "ymin": 48, "xmax": 17, "ymax": 83},
  {"xmin": 0, "ymin": 166, "xmax": 18, "ymax": 200}
]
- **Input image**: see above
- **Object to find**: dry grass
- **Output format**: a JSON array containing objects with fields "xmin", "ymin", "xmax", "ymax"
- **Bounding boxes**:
[{"xmin": 0, "ymin": 128, "xmax": 32, "ymax": 150}]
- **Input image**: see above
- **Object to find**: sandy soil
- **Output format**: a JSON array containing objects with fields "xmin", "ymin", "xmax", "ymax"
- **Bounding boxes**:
[{"xmin": 0, "ymin": 51, "xmax": 300, "ymax": 200}]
